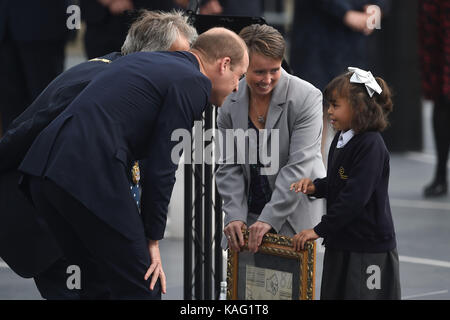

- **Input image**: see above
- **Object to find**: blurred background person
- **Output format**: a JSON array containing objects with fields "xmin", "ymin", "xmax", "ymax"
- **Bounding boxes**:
[
  {"xmin": 80, "ymin": 0, "xmax": 176, "ymax": 59},
  {"xmin": 175, "ymin": 0, "xmax": 263, "ymax": 16},
  {"xmin": 198, "ymin": 0, "xmax": 222, "ymax": 14},
  {"xmin": 289, "ymin": 0, "xmax": 389, "ymax": 164},
  {"xmin": 174, "ymin": 0, "xmax": 222, "ymax": 15},
  {"xmin": 418, "ymin": 0, "xmax": 450, "ymax": 198},
  {"xmin": 220, "ymin": 0, "xmax": 263, "ymax": 17},
  {"xmin": 0, "ymin": 0, "xmax": 71, "ymax": 136},
  {"xmin": 290, "ymin": 0, "xmax": 389, "ymax": 90}
]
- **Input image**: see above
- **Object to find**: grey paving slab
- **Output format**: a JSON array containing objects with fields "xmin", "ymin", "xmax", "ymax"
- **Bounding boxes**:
[{"xmin": 389, "ymin": 154, "xmax": 450, "ymax": 300}]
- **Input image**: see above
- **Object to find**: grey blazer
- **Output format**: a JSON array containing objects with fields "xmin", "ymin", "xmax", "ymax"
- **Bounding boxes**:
[{"xmin": 216, "ymin": 69, "xmax": 326, "ymax": 248}]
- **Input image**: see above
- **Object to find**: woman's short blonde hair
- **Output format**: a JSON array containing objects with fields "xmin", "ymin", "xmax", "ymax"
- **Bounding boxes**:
[{"xmin": 238, "ymin": 24, "xmax": 285, "ymax": 61}]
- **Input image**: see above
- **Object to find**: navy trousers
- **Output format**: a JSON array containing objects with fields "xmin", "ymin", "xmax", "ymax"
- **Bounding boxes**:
[{"xmin": 28, "ymin": 176, "xmax": 160, "ymax": 300}]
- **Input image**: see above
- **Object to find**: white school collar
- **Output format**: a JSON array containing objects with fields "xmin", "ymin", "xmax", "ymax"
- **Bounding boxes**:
[{"xmin": 337, "ymin": 129, "xmax": 355, "ymax": 149}]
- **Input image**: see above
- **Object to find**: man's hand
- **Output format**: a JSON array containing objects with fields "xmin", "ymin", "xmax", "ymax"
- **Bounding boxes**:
[
  {"xmin": 224, "ymin": 221, "xmax": 246, "ymax": 252},
  {"xmin": 248, "ymin": 221, "xmax": 272, "ymax": 253},
  {"xmin": 292, "ymin": 229, "xmax": 319, "ymax": 251},
  {"xmin": 144, "ymin": 240, "xmax": 167, "ymax": 294}
]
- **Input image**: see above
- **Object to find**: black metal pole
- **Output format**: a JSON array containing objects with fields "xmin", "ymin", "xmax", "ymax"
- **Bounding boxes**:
[
  {"xmin": 203, "ymin": 107, "xmax": 213, "ymax": 299},
  {"xmin": 214, "ymin": 179, "xmax": 223, "ymax": 299},
  {"xmin": 194, "ymin": 122, "xmax": 203, "ymax": 299},
  {"xmin": 213, "ymin": 108, "xmax": 224, "ymax": 299},
  {"xmin": 184, "ymin": 162, "xmax": 193, "ymax": 300}
]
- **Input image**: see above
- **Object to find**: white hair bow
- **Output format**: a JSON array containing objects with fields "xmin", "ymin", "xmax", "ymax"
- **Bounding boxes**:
[{"xmin": 348, "ymin": 67, "xmax": 382, "ymax": 97}]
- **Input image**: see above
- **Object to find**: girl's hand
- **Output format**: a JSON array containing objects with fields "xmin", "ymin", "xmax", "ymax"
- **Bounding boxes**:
[
  {"xmin": 292, "ymin": 229, "xmax": 319, "ymax": 251},
  {"xmin": 290, "ymin": 178, "xmax": 316, "ymax": 195}
]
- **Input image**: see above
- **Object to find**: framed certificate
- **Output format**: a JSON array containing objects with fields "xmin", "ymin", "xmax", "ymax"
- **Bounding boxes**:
[{"xmin": 226, "ymin": 230, "xmax": 315, "ymax": 300}]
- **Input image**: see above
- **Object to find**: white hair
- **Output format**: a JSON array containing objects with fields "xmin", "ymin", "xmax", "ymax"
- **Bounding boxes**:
[{"xmin": 121, "ymin": 10, "xmax": 198, "ymax": 55}]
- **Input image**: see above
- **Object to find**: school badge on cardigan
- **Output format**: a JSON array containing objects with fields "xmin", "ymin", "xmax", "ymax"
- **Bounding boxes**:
[{"xmin": 339, "ymin": 166, "xmax": 348, "ymax": 180}]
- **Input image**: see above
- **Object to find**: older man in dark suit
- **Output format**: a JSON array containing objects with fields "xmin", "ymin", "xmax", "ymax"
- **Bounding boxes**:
[
  {"xmin": 18, "ymin": 27, "xmax": 248, "ymax": 299},
  {"xmin": 0, "ymin": 10, "xmax": 197, "ymax": 299}
]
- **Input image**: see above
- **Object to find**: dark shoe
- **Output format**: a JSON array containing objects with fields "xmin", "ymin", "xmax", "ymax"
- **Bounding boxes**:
[{"xmin": 423, "ymin": 181, "xmax": 448, "ymax": 198}]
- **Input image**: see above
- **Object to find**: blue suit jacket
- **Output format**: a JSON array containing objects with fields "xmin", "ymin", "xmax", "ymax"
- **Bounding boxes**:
[
  {"xmin": 0, "ymin": 52, "xmax": 121, "ymax": 173},
  {"xmin": 0, "ymin": 52, "xmax": 120, "ymax": 277},
  {"xmin": 19, "ymin": 51, "xmax": 211, "ymax": 241}
]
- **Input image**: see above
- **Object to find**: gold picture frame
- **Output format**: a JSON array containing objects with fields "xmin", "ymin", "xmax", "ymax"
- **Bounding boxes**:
[{"xmin": 226, "ymin": 230, "xmax": 316, "ymax": 300}]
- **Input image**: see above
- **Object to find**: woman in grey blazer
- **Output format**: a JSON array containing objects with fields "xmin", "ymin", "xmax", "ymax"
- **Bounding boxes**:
[{"xmin": 216, "ymin": 24, "xmax": 326, "ymax": 253}]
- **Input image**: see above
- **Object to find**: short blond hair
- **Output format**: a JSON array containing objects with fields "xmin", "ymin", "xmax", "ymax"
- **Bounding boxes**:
[{"xmin": 239, "ymin": 24, "xmax": 285, "ymax": 61}]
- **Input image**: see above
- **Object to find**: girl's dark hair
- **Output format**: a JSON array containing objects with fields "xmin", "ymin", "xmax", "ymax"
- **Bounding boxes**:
[{"xmin": 323, "ymin": 72, "xmax": 394, "ymax": 133}]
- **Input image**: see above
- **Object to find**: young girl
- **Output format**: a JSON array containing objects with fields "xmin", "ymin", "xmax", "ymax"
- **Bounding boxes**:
[{"xmin": 290, "ymin": 67, "xmax": 401, "ymax": 300}]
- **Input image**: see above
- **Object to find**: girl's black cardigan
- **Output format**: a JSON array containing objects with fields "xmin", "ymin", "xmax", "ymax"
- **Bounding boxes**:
[{"xmin": 313, "ymin": 131, "xmax": 397, "ymax": 253}]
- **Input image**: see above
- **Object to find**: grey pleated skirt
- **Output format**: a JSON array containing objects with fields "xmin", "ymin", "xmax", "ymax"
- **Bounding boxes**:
[{"xmin": 320, "ymin": 248, "xmax": 401, "ymax": 300}]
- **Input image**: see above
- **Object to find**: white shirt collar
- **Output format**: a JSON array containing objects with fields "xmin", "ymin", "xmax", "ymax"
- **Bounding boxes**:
[{"xmin": 336, "ymin": 129, "xmax": 355, "ymax": 148}]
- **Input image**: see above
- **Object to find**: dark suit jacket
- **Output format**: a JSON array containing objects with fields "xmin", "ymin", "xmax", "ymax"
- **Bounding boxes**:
[
  {"xmin": 0, "ymin": 52, "xmax": 120, "ymax": 278},
  {"xmin": 0, "ymin": 0, "xmax": 71, "ymax": 43},
  {"xmin": 0, "ymin": 52, "xmax": 122, "ymax": 173},
  {"xmin": 19, "ymin": 51, "xmax": 211, "ymax": 241}
]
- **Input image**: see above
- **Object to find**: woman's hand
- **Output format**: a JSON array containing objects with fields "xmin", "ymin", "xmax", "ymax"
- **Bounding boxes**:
[
  {"xmin": 292, "ymin": 229, "xmax": 319, "ymax": 251},
  {"xmin": 290, "ymin": 178, "xmax": 316, "ymax": 195},
  {"xmin": 224, "ymin": 221, "xmax": 246, "ymax": 252},
  {"xmin": 144, "ymin": 240, "xmax": 166, "ymax": 294},
  {"xmin": 248, "ymin": 221, "xmax": 273, "ymax": 253}
]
